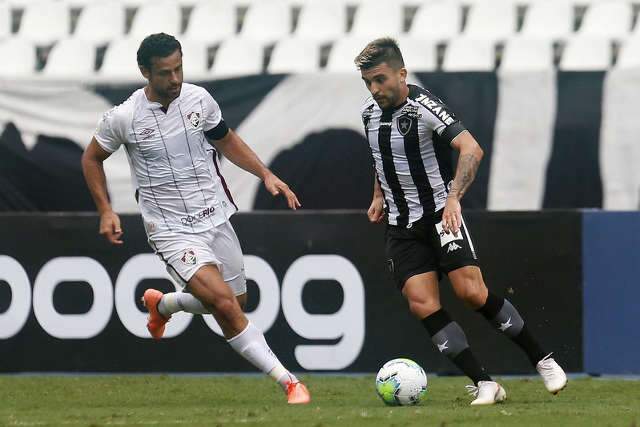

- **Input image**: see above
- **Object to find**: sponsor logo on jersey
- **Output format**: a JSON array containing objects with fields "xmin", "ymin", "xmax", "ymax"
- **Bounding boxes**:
[
  {"xmin": 180, "ymin": 206, "xmax": 216, "ymax": 226},
  {"xmin": 400, "ymin": 104, "xmax": 422, "ymax": 119},
  {"xmin": 415, "ymin": 94, "xmax": 456, "ymax": 126}
]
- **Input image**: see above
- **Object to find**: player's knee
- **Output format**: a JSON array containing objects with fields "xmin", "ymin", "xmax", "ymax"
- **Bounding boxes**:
[
  {"xmin": 407, "ymin": 298, "xmax": 441, "ymax": 319},
  {"xmin": 235, "ymin": 293, "xmax": 248, "ymax": 311},
  {"xmin": 212, "ymin": 295, "xmax": 240, "ymax": 319},
  {"xmin": 455, "ymin": 279, "xmax": 487, "ymax": 308}
]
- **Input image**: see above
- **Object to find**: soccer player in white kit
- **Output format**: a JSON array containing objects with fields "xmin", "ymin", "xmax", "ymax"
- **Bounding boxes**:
[{"xmin": 81, "ymin": 33, "xmax": 310, "ymax": 404}]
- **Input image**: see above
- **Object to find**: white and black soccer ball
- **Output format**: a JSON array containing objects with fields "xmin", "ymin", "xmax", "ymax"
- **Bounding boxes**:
[{"xmin": 375, "ymin": 358, "xmax": 428, "ymax": 406}]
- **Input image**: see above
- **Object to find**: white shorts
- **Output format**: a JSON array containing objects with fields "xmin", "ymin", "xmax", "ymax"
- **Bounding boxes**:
[{"xmin": 148, "ymin": 220, "xmax": 246, "ymax": 296}]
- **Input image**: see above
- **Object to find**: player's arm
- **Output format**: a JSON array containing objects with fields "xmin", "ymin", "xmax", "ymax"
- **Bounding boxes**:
[
  {"xmin": 367, "ymin": 173, "xmax": 385, "ymax": 224},
  {"xmin": 442, "ymin": 130, "xmax": 484, "ymax": 235},
  {"xmin": 81, "ymin": 138, "xmax": 124, "ymax": 245},
  {"xmin": 211, "ymin": 129, "xmax": 301, "ymax": 210}
]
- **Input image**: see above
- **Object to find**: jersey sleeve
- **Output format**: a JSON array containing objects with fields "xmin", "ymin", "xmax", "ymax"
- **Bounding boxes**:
[
  {"xmin": 416, "ymin": 93, "xmax": 467, "ymax": 145},
  {"xmin": 94, "ymin": 107, "xmax": 125, "ymax": 153},
  {"xmin": 202, "ymin": 90, "xmax": 229, "ymax": 140}
]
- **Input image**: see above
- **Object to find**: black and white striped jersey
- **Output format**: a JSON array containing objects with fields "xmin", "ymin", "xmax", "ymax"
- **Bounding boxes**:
[{"xmin": 362, "ymin": 84, "xmax": 467, "ymax": 227}]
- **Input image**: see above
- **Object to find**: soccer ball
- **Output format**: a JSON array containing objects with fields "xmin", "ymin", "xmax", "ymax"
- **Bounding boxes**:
[{"xmin": 375, "ymin": 358, "xmax": 428, "ymax": 406}]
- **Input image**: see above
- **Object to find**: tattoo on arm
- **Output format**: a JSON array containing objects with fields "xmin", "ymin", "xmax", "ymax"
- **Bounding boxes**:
[{"xmin": 448, "ymin": 154, "xmax": 480, "ymax": 200}]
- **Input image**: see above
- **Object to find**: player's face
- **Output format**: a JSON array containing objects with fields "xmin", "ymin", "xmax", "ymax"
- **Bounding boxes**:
[
  {"xmin": 142, "ymin": 49, "xmax": 183, "ymax": 101},
  {"xmin": 361, "ymin": 62, "xmax": 407, "ymax": 110}
]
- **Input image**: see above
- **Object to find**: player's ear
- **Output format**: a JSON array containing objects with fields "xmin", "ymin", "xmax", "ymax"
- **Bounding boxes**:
[
  {"xmin": 139, "ymin": 65, "xmax": 150, "ymax": 80},
  {"xmin": 399, "ymin": 67, "xmax": 407, "ymax": 83}
]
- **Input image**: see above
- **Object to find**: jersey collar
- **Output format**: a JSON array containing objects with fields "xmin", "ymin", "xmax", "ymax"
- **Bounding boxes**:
[{"xmin": 142, "ymin": 85, "xmax": 183, "ymax": 111}]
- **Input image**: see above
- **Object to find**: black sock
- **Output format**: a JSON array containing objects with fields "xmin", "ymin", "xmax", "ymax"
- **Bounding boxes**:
[
  {"xmin": 478, "ymin": 292, "xmax": 547, "ymax": 366},
  {"xmin": 422, "ymin": 309, "xmax": 492, "ymax": 385},
  {"xmin": 453, "ymin": 349, "xmax": 492, "ymax": 385}
]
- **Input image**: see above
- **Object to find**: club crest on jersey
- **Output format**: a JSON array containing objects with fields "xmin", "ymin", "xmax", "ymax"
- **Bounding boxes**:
[
  {"xmin": 187, "ymin": 112, "xmax": 201, "ymax": 128},
  {"xmin": 397, "ymin": 116, "xmax": 412, "ymax": 136},
  {"xmin": 181, "ymin": 249, "xmax": 197, "ymax": 265}
]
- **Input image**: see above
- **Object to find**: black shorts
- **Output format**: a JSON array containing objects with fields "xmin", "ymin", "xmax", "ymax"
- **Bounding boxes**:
[{"xmin": 384, "ymin": 210, "xmax": 480, "ymax": 289}]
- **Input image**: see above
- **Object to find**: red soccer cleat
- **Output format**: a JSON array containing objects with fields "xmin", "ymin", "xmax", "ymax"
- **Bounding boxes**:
[
  {"xmin": 286, "ymin": 382, "xmax": 311, "ymax": 405},
  {"xmin": 142, "ymin": 289, "xmax": 170, "ymax": 340}
]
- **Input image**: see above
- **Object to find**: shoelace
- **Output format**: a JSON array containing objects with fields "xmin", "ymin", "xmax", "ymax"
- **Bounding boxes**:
[
  {"xmin": 465, "ymin": 385, "xmax": 479, "ymax": 397},
  {"xmin": 537, "ymin": 353, "xmax": 555, "ymax": 375}
]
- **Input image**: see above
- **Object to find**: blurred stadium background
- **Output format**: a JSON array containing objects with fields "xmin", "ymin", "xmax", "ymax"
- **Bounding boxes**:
[{"xmin": 1, "ymin": 0, "xmax": 639, "ymax": 422}]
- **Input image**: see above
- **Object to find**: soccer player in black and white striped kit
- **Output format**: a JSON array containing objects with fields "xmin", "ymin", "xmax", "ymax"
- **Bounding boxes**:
[{"xmin": 355, "ymin": 38, "xmax": 567, "ymax": 405}]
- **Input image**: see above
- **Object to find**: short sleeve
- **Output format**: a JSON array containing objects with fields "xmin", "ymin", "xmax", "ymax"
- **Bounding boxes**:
[
  {"xmin": 415, "ymin": 92, "xmax": 467, "ymax": 145},
  {"xmin": 94, "ymin": 108, "xmax": 124, "ymax": 153},
  {"xmin": 202, "ymin": 90, "xmax": 229, "ymax": 140}
]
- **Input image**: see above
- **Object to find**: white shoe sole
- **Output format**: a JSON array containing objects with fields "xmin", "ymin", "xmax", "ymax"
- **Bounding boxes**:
[
  {"xmin": 470, "ymin": 385, "xmax": 507, "ymax": 406},
  {"xmin": 549, "ymin": 379, "xmax": 568, "ymax": 395}
]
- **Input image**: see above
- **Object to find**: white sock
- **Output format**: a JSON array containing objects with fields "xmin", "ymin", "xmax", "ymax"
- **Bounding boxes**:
[
  {"xmin": 158, "ymin": 292, "xmax": 209, "ymax": 316},
  {"xmin": 227, "ymin": 322, "xmax": 298, "ymax": 390}
]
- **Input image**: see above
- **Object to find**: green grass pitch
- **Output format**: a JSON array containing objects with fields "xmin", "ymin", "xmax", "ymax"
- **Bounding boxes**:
[{"xmin": 1, "ymin": 375, "xmax": 639, "ymax": 426}]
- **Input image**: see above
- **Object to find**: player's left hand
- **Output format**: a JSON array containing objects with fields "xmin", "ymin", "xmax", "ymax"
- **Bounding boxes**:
[
  {"xmin": 264, "ymin": 172, "xmax": 301, "ymax": 210},
  {"xmin": 442, "ymin": 196, "xmax": 462, "ymax": 236}
]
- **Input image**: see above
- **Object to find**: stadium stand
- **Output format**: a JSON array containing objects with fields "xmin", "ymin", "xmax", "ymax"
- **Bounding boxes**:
[
  {"xmin": 578, "ymin": 1, "xmax": 633, "ymax": 39},
  {"xmin": 210, "ymin": 37, "xmax": 264, "ymax": 77},
  {"xmin": 292, "ymin": 0, "xmax": 347, "ymax": 43},
  {"xmin": 72, "ymin": 1, "xmax": 125, "ymax": 46},
  {"xmin": 462, "ymin": 0, "xmax": 517, "ymax": 42},
  {"xmin": 180, "ymin": 39, "xmax": 210, "ymax": 80},
  {"xmin": 349, "ymin": 0, "xmax": 404, "ymax": 39},
  {"xmin": 18, "ymin": 0, "xmax": 69, "ymax": 45},
  {"xmin": 325, "ymin": 36, "xmax": 372, "ymax": 72},
  {"xmin": 183, "ymin": 0, "xmax": 236, "ymax": 44},
  {"xmin": 128, "ymin": 1, "xmax": 182, "ymax": 41},
  {"xmin": 395, "ymin": 36, "xmax": 437, "ymax": 71},
  {"xmin": 520, "ymin": 1, "xmax": 574, "ymax": 40},
  {"xmin": 500, "ymin": 37, "xmax": 554, "ymax": 72},
  {"xmin": 559, "ymin": 36, "xmax": 612, "ymax": 70},
  {"xmin": 43, "ymin": 38, "xmax": 96, "ymax": 79},
  {"xmin": 267, "ymin": 37, "xmax": 321, "ymax": 73},
  {"xmin": 0, "ymin": 37, "xmax": 35, "ymax": 77},
  {"xmin": 98, "ymin": 37, "xmax": 145, "ymax": 81},
  {"xmin": 616, "ymin": 37, "xmax": 640, "ymax": 69},
  {"xmin": 442, "ymin": 38, "xmax": 495, "ymax": 71},
  {"xmin": 0, "ymin": 0, "xmax": 638, "ymax": 77},
  {"xmin": 408, "ymin": 2, "xmax": 463, "ymax": 42},
  {"xmin": 0, "ymin": 1, "xmax": 10, "ymax": 40},
  {"xmin": 238, "ymin": 0, "xmax": 291, "ymax": 45}
]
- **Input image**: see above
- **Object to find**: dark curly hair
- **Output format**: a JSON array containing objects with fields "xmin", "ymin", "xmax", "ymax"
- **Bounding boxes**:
[{"xmin": 137, "ymin": 33, "xmax": 182, "ymax": 71}]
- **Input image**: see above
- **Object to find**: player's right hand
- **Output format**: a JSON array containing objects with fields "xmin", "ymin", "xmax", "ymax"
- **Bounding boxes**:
[
  {"xmin": 367, "ymin": 196, "xmax": 385, "ymax": 224},
  {"xmin": 99, "ymin": 210, "xmax": 124, "ymax": 245}
]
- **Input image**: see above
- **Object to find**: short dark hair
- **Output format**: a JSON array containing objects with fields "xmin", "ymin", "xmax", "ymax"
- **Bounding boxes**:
[
  {"xmin": 137, "ymin": 33, "xmax": 182, "ymax": 70},
  {"xmin": 354, "ymin": 37, "xmax": 404, "ymax": 70}
]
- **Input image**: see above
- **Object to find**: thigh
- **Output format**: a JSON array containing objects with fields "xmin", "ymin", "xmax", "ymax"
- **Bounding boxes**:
[
  {"xmin": 447, "ymin": 265, "xmax": 488, "ymax": 309},
  {"xmin": 402, "ymin": 271, "xmax": 441, "ymax": 318},
  {"xmin": 149, "ymin": 232, "xmax": 221, "ymax": 288},
  {"xmin": 432, "ymin": 214, "xmax": 480, "ymax": 274},
  {"xmin": 385, "ymin": 223, "xmax": 438, "ymax": 290},
  {"xmin": 210, "ymin": 221, "xmax": 247, "ymax": 296},
  {"xmin": 188, "ymin": 263, "xmax": 237, "ymax": 303}
]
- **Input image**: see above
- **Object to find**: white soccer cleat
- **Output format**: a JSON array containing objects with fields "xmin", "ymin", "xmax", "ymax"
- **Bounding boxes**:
[
  {"xmin": 536, "ymin": 353, "xmax": 567, "ymax": 394},
  {"xmin": 466, "ymin": 381, "xmax": 507, "ymax": 406}
]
